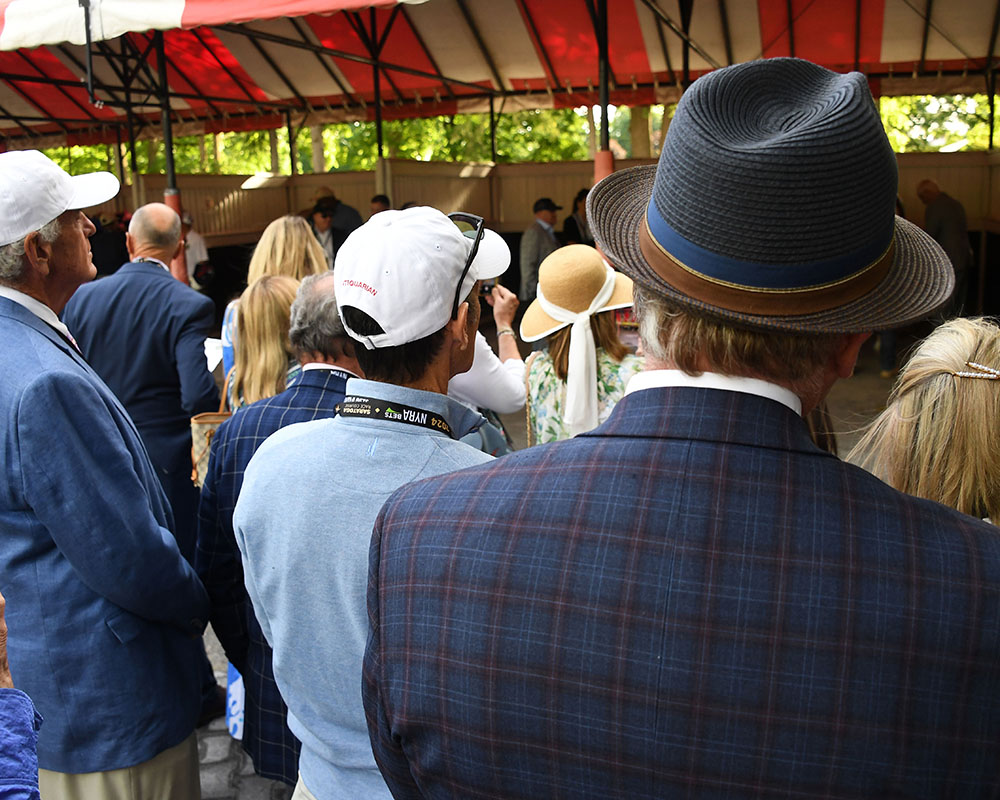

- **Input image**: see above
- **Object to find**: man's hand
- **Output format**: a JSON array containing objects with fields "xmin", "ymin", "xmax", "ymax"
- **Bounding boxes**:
[
  {"xmin": 487, "ymin": 284, "xmax": 519, "ymax": 330},
  {"xmin": 0, "ymin": 589, "xmax": 13, "ymax": 689}
]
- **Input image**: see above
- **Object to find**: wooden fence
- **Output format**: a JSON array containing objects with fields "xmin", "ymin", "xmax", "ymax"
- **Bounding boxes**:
[{"xmin": 83, "ymin": 152, "xmax": 999, "ymax": 248}]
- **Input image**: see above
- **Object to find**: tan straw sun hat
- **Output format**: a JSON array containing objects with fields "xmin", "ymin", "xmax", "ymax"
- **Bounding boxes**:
[{"xmin": 519, "ymin": 245, "xmax": 633, "ymax": 342}]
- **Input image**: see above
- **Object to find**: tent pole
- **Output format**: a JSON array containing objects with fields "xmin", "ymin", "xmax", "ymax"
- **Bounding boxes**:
[
  {"xmin": 124, "ymin": 94, "xmax": 140, "ymax": 211},
  {"xmin": 595, "ymin": 0, "xmax": 614, "ymax": 183},
  {"xmin": 489, "ymin": 95, "xmax": 497, "ymax": 161},
  {"xmin": 155, "ymin": 31, "xmax": 188, "ymax": 284},
  {"xmin": 114, "ymin": 125, "xmax": 125, "ymax": 184},
  {"xmin": 286, "ymin": 111, "xmax": 297, "ymax": 215},
  {"xmin": 371, "ymin": 9, "xmax": 384, "ymax": 160},
  {"xmin": 989, "ymin": 68, "xmax": 996, "ymax": 151}
]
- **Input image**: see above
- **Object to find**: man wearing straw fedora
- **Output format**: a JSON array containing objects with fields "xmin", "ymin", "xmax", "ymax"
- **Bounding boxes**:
[{"xmin": 362, "ymin": 59, "xmax": 1000, "ymax": 798}]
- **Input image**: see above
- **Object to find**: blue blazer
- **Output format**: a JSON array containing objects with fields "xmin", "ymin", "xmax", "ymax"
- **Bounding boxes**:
[
  {"xmin": 0, "ymin": 297, "xmax": 209, "ymax": 774},
  {"xmin": 364, "ymin": 386, "xmax": 1000, "ymax": 799},
  {"xmin": 196, "ymin": 366, "xmax": 351, "ymax": 784},
  {"xmin": 63, "ymin": 261, "xmax": 219, "ymax": 560}
]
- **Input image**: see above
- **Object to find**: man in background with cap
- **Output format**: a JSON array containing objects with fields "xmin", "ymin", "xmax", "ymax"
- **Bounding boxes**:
[
  {"xmin": 362, "ymin": 60, "xmax": 1000, "ymax": 798},
  {"xmin": 0, "ymin": 151, "xmax": 209, "ymax": 796},
  {"xmin": 519, "ymin": 196, "xmax": 561, "ymax": 302},
  {"xmin": 234, "ymin": 206, "xmax": 508, "ymax": 800},
  {"xmin": 197, "ymin": 271, "xmax": 362, "ymax": 789}
]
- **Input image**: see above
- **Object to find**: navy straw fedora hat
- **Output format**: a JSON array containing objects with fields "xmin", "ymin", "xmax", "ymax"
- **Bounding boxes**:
[{"xmin": 588, "ymin": 58, "xmax": 954, "ymax": 333}]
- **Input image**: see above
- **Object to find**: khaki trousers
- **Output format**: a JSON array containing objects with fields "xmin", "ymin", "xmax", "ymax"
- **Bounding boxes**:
[{"xmin": 39, "ymin": 732, "xmax": 200, "ymax": 800}]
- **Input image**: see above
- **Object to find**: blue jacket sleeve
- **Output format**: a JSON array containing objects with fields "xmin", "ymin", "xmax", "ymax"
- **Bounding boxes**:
[
  {"xmin": 0, "ymin": 689, "xmax": 41, "ymax": 800},
  {"xmin": 177, "ymin": 296, "xmax": 220, "ymax": 416},
  {"xmin": 18, "ymin": 370, "xmax": 209, "ymax": 631}
]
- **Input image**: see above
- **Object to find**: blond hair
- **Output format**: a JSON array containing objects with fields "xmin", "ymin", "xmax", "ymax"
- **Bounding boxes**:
[
  {"xmin": 547, "ymin": 311, "xmax": 628, "ymax": 382},
  {"xmin": 849, "ymin": 317, "xmax": 1000, "ymax": 521},
  {"xmin": 231, "ymin": 275, "xmax": 300, "ymax": 405},
  {"xmin": 247, "ymin": 215, "xmax": 326, "ymax": 285},
  {"xmin": 634, "ymin": 286, "xmax": 846, "ymax": 401}
]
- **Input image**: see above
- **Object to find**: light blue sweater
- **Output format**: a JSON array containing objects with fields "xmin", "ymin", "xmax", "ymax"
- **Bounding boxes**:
[{"xmin": 234, "ymin": 378, "xmax": 492, "ymax": 798}]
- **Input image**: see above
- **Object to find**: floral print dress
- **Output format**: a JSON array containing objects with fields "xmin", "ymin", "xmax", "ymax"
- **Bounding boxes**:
[{"xmin": 526, "ymin": 348, "xmax": 643, "ymax": 444}]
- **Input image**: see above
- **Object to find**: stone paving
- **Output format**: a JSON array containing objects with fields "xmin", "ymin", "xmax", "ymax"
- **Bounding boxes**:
[{"xmin": 198, "ymin": 715, "xmax": 292, "ymax": 800}]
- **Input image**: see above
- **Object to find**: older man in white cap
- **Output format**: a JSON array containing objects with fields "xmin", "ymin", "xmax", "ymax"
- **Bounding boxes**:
[
  {"xmin": 0, "ymin": 150, "xmax": 209, "ymax": 798},
  {"xmin": 234, "ymin": 206, "xmax": 509, "ymax": 800}
]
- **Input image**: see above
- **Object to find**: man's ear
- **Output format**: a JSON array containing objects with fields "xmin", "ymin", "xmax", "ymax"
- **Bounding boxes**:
[
  {"xmin": 172, "ymin": 239, "xmax": 184, "ymax": 260},
  {"xmin": 834, "ymin": 332, "xmax": 871, "ymax": 379},
  {"xmin": 125, "ymin": 231, "xmax": 135, "ymax": 259},
  {"xmin": 22, "ymin": 231, "xmax": 50, "ymax": 276},
  {"xmin": 447, "ymin": 302, "xmax": 471, "ymax": 350}
]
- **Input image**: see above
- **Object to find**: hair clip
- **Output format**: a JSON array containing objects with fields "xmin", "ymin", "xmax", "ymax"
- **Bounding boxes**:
[{"xmin": 952, "ymin": 361, "xmax": 1000, "ymax": 380}]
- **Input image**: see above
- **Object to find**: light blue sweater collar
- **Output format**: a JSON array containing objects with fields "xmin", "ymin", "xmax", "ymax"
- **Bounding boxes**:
[{"xmin": 343, "ymin": 378, "xmax": 486, "ymax": 440}]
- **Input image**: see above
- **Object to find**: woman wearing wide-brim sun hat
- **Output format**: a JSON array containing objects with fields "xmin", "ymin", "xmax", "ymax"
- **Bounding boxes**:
[{"xmin": 519, "ymin": 244, "xmax": 642, "ymax": 444}]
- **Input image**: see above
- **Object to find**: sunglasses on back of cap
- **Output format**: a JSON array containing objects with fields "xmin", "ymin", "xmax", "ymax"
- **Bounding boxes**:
[{"xmin": 447, "ymin": 212, "xmax": 484, "ymax": 319}]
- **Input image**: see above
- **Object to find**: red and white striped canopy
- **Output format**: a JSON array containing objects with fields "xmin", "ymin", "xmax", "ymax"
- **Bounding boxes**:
[{"xmin": 0, "ymin": 0, "xmax": 995, "ymax": 147}]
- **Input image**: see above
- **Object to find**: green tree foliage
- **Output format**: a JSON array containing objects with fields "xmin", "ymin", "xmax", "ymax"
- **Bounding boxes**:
[
  {"xmin": 322, "ymin": 108, "xmax": 589, "ymax": 169},
  {"xmin": 592, "ymin": 104, "xmax": 670, "ymax": 158},
  {"xmin": 42, "ymin": 93, "xmax": 990, "ymax": 179},
  {"xmin": 43, "ymin": 108, "xmax": 590, "ymax": 177},
  {"xmin": 880, "ymin": 94, "xmax": 993, "ymax": 152}
]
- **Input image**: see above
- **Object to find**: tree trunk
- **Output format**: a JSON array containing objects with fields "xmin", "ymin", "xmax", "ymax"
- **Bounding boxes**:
[
  {"xmin": 630, "ymin": 106, "xmax": 651, "ymax": 158},
  {"xmin": 311, "ymin": 125, "xmax": 326, "ymax": 173},
  {"xmin": 269, "ymin": 130, "xmax": 280, "ymax": 173}
]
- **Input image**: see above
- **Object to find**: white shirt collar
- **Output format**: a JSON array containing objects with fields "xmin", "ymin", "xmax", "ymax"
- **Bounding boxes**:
[
  {"xmin": 625, "ymin": 369, "xmax": 802, "ymax": 416},
  {"xmin": 536, "ymin": 218, "xmax": 554, "ymax": 234},
  {"xmin": 301, "ymin": 362, "xmax": 361, "ymax": 378},
  {"xmin": 0, "ymin": 284, "xmax": 74, "ymax": 340},
  {"xmin": 134, "ymin": 257, "xmax": 170, "ymax": 272}
]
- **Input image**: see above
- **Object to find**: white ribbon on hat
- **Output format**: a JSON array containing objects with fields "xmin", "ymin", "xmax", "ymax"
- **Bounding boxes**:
[{"xmin": 536, "ymin": 264, "xmax": 617, "ymax": 437}]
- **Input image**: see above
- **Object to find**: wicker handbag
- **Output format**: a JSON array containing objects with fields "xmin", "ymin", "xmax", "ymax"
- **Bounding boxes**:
[{"xmin": 190, "ymin": 372, "xmax": 232, "ymax": 488}]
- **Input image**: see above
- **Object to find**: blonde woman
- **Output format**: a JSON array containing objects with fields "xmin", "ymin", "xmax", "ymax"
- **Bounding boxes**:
[
  {"xmin": 520, "ymin": 245, "xmax": 641, "ymax": 444},
  {"xmin": 221, "ymin": 215, "xmax": 327, "ymax": 375},
  {"xmin": 226, "ymin": 275, "xmax": 300, "ymax": 410},
  {"xmin": 850, "ymin": 317, "xmax": 1000, "ymax": 522}
]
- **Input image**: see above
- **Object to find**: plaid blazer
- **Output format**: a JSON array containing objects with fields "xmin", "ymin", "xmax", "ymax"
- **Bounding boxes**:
[
  {"xmin": 364, "ymin": 386, "xmax": 1000, "ymax": 799},
  {"xmin": 196, "ymin": 367, "xmax": 351, "ymax": 786}
]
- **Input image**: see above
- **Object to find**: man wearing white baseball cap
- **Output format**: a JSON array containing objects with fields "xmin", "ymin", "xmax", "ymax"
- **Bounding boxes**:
[
  {"xmin": 234, "ymin": 206, "xmax": 507, "ymax": 800},
  {"xmin": 0, "ymin": 150, "xmax": 210, "ymax": 798}
]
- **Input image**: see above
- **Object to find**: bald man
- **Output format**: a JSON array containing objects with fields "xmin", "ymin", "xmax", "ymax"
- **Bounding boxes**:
[
  {"xmin": 63, "ymin": 202, "xmax": 220, "ymax": 565},
  {"xmin": 63, "ymin": 202, "xmax": 224, "ymax": 723}
]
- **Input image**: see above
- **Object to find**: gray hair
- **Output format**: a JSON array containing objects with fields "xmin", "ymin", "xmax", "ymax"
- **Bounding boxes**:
[
  {"xmin": 129, "ymin": 204, "xmax": 181, "ymax": 251},
  {"xmin": 634, "ymin": 284, "xmax": 843, "ymax": 400},
  {"xmin": 0, "ymin": 217, "xmax": 63, "ymax": 283},
  {"xmin": 289, "ymin": 271, "xmax": 349, "ymax": 357}
]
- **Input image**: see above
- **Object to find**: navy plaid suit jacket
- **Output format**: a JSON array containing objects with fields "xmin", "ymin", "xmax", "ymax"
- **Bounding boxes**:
[
  {"xmin": 196, "ymin": 367, "xmax": 352, "ymax": 785},
  {"xmin": 364, "ymin": 386, "xmax": 1000, "ymax": 799}
]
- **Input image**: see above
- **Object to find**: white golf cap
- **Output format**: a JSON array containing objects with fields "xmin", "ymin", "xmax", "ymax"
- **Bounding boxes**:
[
  {"xmin": 0, "ymin": 150, "xmax": 120, "ymax": 247},
  {"xmin": 335, "ymin": 206, "xmax": 510, "ymax": 349}
]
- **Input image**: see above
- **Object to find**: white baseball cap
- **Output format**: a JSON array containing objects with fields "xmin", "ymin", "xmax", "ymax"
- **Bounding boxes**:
[
  {"xmin": 0, "ymin": 150, "xmax": 120, "ymax": 247},
  {"xmin": 335, "ymin": 206, "xmax": 510, "ymax": 349}
]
